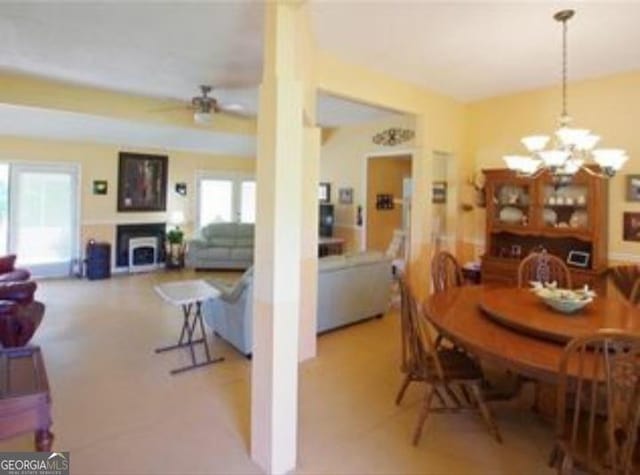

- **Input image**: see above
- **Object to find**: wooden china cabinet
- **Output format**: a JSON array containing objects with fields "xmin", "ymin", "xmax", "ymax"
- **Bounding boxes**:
[{"xmin": 481, "ymin": 168, "xmax": 608, "ymax": 291}]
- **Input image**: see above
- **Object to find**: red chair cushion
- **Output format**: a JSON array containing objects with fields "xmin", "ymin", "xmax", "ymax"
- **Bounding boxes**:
[{"xmin": 0, "ymin": 255, "xmax": 16, "ymax": 273}]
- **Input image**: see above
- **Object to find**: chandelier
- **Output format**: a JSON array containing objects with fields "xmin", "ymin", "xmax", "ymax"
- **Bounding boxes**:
[{"xmin": 503, "ymin": 10, "xmax": 628, "ymax": 180}]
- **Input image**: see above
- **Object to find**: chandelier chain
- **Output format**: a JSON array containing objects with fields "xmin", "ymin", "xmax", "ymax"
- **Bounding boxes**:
[{"xmin": 562, "ymin": 17, "xmax": 568, "ymax": 120}]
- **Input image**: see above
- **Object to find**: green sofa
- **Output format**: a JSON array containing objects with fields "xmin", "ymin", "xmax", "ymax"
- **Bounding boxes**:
[{"xmin": 185, "ymin": 222, "xmax": 254, "ymax": 270}]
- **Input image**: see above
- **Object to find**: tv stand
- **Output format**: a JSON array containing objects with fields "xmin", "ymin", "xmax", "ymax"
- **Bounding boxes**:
[{"xmin": 318, "ymin": 237, "xmax": 344, "ymax": 257}]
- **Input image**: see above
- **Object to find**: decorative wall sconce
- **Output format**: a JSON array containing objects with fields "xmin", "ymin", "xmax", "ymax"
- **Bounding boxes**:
[
  {"xmin": 175, "ymin": 183, "xmax": 187, "ymax": 196},
  {"xmin": 372, "ymin": 128, "xmax": 415, "ymax": 146},
  {"xmin": 468, "ymin": 173, "xmax": 486, "ymax": 208},
  {"xmin": 92, "ymin": 180, "xmax": 108, "ymax": 195}
]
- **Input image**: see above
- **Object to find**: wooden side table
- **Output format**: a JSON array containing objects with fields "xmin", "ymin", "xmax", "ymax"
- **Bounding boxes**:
[{"xmin": 0, "ymin": 346, "xmax": 53, "ymax": 451}]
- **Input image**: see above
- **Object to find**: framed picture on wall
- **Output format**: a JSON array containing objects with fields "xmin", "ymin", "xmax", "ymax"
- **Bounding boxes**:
[
  {"xmin": 432, "ymin": 181, "xmax": 447, "ymax": 204},
  {"xmin": 623, "ymin": 212, "xmax": 640, "ymax": 241},
  {"xmin": 318, "ymin": 182, "xmax": 331, "ymax": 203},
  {"xmin": 626, "ymin": 175, "xmax": 640, "ymax": 202},
  {"xmin": 338, "ymin": 187, "xmax": 353, "ymax": 204},
  {"xmin": 117, "ymin": 152, "xmax": 168, "ymax": 211}
]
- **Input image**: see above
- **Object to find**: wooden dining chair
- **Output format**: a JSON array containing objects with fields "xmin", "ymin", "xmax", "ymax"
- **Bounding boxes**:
[
  {"xmin": 518, "ymin": 251, "xmax": 572, "ymax": 288},
  {"xmin": 550, "ymin": 330, "xmax": 640, "ymax": 475},
  {"xmin": 609, "ymin": 265, "xmax": 640, "ymax": 305},
  {"xmin": 431, "ymin": 251, "xmax": 464, "ymax": 293},
  {"xmin": 395, "ymin": 278, "xmax": 429, "ymax": 405},
  {"xmin": 401, "ymin": 279, "xmax": 502, "ymax": 446}
]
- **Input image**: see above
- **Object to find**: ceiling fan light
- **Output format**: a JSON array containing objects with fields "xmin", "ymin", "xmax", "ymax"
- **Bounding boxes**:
[
  {"xmin": 521, "ymin": 135, "xmax": 550, "ymax": 152},
  {"xmin": 194, "ymin": 111, "xmax": 212, "ymax": 124}
]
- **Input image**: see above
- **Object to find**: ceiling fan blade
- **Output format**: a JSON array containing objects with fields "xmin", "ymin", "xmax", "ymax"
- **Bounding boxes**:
[{"xmin": 148, "ymin": 104, "xmax": 192, "ymax": 113}]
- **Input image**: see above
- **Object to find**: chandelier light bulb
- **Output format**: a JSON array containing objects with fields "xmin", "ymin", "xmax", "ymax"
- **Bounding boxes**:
[
  {"xmin": 555, "ymin": 127, "xmax": 591, "ymax": 148},
  {"xmin": 539, "ymin": 150, "xmax": 571, "ymax": 168},
  {"xmin": 521, "ymin": 135, "xmax": 550, "ymax": 152},
  {"xmin": 592, "ymin": 149, "xmax": 628, "ymax": 170},
  {"xmin": 562, "ymin": 158, "xmax": 584, "ymax": 175},
  {"xmin": 575, "ymin": 134, "xmax": 601, "ymax": 151}
]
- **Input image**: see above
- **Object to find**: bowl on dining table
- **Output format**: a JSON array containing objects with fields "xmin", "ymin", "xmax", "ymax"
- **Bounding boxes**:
[{"xmin": 529, "ymin": 281, "xmax": 596, "ymax": 314}]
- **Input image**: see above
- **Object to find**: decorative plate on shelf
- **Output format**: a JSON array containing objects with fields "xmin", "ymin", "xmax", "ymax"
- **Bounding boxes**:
[
  {"xmin": 543, "ymin": 208, "xmax": 557, "ymax": 226},
  {"xmin": 498, "ymin": 206, "xmax": 524, "ymax": 224},
  {"xmin": 569, "ymin": 210, "xmax": 588, "ymax": 228}
]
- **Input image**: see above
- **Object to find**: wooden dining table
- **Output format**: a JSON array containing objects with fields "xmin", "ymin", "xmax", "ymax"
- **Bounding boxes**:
[{"xmin": 423, "ymin": 285, "xmax": 640, "ymax": 384}]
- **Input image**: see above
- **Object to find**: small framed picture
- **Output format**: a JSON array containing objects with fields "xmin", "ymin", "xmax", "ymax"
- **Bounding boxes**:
[
  {"xmin": 376, "ymin": 193, "xmax": 394, "ymax": 210},
  {"xmin": 626, "ymin": 175, "xmax": 640, "ymax": 202},
  {"xmin": 319, "ymin": 182, "xmax": 331, "ymax": 203},
  {"xmin": 432, "ymin": 181, "xmax": 447, "ymax": 204},
  {"xmin": 566, "ymin": 250, "xmax": 590, "ymax": 268},
  {"xmin": 93, "ymin": 180, "xmax": 108, "ymax": 195},
  {"xmin": 338, "ymin": 187, "xmax": 353, "ymax": 205},
  {"xmin": 623, "ymin": 212, "xmax": 640, "ymax": 241}
]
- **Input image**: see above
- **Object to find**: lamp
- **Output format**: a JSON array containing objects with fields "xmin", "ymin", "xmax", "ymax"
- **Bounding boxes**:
[
  {"xmin": 169, "ymin": 211, "xmax": 185, "ymax": 227},
  {"xmin": 503, "ymin": 10, "xmax": 628, "ymax": 181}
]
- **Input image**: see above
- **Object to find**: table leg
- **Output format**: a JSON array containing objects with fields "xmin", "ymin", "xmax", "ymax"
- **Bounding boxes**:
[{"xmin": 156, "ymin": 300, "xmax": 224, "ymax": 375}]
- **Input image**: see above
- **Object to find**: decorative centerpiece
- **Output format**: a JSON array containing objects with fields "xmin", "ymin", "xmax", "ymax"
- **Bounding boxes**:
[{"xmin": 530, "ymin": 281, "xmax": 596, "ymax": 314}]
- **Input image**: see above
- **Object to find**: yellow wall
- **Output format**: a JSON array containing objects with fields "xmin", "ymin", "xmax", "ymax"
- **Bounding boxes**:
[
  {"xmin": 0, "ymin": 72, "xmax": 256, "ymax": 136},
  {"xmin": 0, "ymin": 135, "xmax": 255, "ymax": 266},
  {"xmin": 366, "ymin": 156, "xmax": 411, "ymax": 252},
  {"xmin": 320, "ymin": 115, "xmax": 416, "ymax": 252},
  {"xmin": 467, "ymin": 70, "xmax": 640, "ymax": 262}
]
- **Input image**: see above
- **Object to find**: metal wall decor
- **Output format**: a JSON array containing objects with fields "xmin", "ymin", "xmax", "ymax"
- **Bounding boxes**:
[{"xmin": 372, "ymin": 128, "xmax": 415, "ymax": 146}]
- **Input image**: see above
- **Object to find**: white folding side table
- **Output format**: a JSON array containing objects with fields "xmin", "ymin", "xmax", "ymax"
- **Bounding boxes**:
[{"xmin": 154, "ymin": 279, "xmax": 223, "ymax": 375}]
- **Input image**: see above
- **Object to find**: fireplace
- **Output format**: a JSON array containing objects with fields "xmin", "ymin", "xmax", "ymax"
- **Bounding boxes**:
[{"xmin": 116, "ymin": 223, "xmax": 166, "ymax": 268}]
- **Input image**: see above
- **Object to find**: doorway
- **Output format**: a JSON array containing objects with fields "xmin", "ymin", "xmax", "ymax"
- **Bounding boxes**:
[
  {"xmin": 7, "ymin": 163, "xmax": 80, "ymax": 277},
  {"xmin": 195, "ymin": 172, "xmax": 256, "ymax": 229},
  {"xmin": 365, "ymin": 154, "xmax": 412, "ymax": 252}
]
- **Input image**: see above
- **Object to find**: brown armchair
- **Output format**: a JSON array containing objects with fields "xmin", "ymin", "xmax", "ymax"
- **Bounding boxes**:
[
  {"xmin": 0, "ymin": 281, "xmax": 45, "ymax": 347},
  {"xmin": 0, "ymin": 254, "xmax": 30, "ymax": 283}
]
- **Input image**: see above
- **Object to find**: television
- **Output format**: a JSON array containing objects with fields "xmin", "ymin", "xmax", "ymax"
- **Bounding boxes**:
[{"xmin": 319, "ymin": 204, "xmax": 334, "ymax": 238}]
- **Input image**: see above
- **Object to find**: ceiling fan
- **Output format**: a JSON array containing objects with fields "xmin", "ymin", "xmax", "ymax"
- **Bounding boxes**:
[{"xmin": 156, "ymin": 85, "xmax": 244, "ymax": 124}]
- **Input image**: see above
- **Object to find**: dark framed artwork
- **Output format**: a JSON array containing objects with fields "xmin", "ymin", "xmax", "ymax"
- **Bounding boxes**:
[
  {"xmin": 432, "ymin": 181, "xmax": 447, "ymax": 204},
  {"xmin": 623, "ymin": 212, "xmax": 640, "ymax": 242},
  {"xmin": 319, "ymin": 182, "xmax": 331, "ymax": 203},
  {"xmin": 626, "ymin": 175, "xmax": 640, "ymax": 202},
  {"xmin": 376, "ymin": 193, "xmax": 394, "ymax": 210},
  {"xmin": 93, "ymin": 180, "xmax": 108, "ymax": 195},
  {"xmin": 117, "ymin": 152, "xmax": 168, "ymax": 211}
]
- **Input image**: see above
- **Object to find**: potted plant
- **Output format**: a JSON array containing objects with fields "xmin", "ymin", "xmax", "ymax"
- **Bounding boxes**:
[{"xmin": 166, "ymin": 228, "xmax": 184, "ymax": 268}]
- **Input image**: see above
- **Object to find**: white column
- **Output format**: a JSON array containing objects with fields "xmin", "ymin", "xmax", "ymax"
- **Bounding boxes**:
[
  {"xmin": 299, "ymin": 126, "xmax": 321, "ymax": 361},
  {"xmin": 251, "ymin": 3, "xmax": 306, "ymax": 473}
]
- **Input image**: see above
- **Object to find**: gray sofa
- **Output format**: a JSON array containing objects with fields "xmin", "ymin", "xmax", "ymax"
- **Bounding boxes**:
[
  {"xmin": 202, "ymin": 252, "xmax": 393, "ymax": 356},
  {"xmin": 185, "ymin": 222, "xmax": 254, "ymax": 270}
]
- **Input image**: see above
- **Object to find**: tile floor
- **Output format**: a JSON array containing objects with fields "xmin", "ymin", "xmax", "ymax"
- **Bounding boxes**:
[{"xmin": 0, "ymin": 270, "xmax": 554, "ymax": 474}]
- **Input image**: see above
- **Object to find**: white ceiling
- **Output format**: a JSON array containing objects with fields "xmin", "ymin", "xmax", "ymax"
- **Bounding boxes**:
[
  {"xmin": 0, "ymin": 103, "xmax": 256, "ymax": 157},
  {"xmin": 0, "ymin": 2, "xmax": 394, "ymax": 126},
  {"xmin": 0, "ymin": 1, "xmax": 638, "ymax": 130},
  {"xmin": 311, "ymin": 2, "xmax": 640, "ymax": 101}
]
